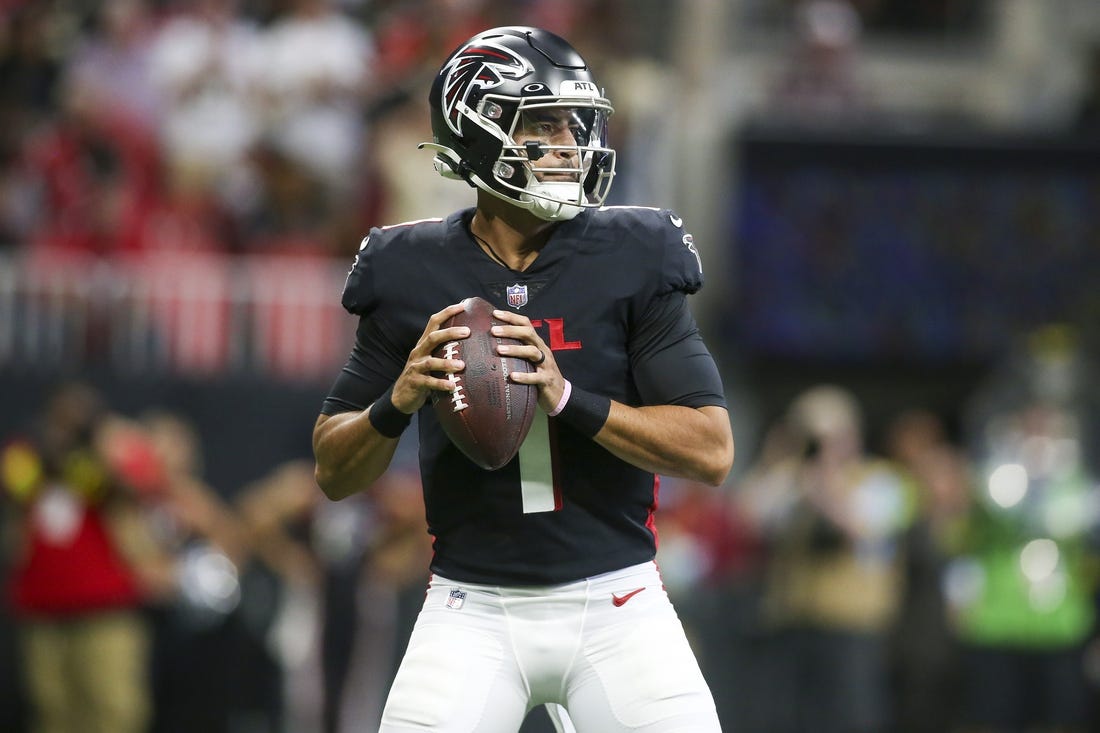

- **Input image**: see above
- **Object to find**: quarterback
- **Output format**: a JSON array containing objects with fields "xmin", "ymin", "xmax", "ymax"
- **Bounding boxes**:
[{"xmin": 313, "ymin": 26, "xmax": 734, "ymax": 732}]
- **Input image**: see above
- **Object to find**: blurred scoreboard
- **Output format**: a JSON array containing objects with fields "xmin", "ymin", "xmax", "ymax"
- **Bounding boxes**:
[{"xmin": 729, "ymin": 124, "xmax": 1100, "ymax": 364}]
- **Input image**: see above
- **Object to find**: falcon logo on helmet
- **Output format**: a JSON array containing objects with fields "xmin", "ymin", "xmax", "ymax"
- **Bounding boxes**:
[{"xmin": 440, "ymin": 42, "xmax": 533, "ymax": 138}]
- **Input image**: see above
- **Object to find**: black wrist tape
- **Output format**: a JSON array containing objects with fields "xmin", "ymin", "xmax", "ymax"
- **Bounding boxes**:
[
  {"xmin": 368, "ymin": 387, "xmax": 413, "ymax": 438},
  {"xmin": 556, "ymin": 385, "xmax": 611, "ymax": 439}
]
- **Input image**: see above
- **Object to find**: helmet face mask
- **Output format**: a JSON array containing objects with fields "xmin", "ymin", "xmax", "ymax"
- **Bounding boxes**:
[
  {"xmin": 494, "ymin": 97, "xmax": 614, "ymax": 220},
  {"xmin": 422, "ymin": 27, "xmax": 616, "ymax": 221}
]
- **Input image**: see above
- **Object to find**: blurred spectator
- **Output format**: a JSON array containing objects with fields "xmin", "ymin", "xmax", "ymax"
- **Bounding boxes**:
[
  {"xmin": 118, "ymin": 163, "xmax": 238, "ymax": 254},
  {"xmin": 93, "ymin": 408, "xmax": 250, "ymax": 733},
  {"xmin": 238, "ymin": 140, "xmax": 337, "ymax": 253},
  {"xmin": 656, "ymin": 477, "xmax": 763, "ymax": 731},
  {"xmin": 132, "ymin": 410, "xmax": 245, "ymax": 576},
  {"xmin": 64, "ymin": 0, "xmax": 159, "ymax": 133},
  {"xmin": 334, "ymin": 468, "xmax": 433, "ymax": 733},
  {"xmin": 9, "ymin": 65, "xmax": 160, "ymax": 254},
  {"xmin": 884, "ymin": 409, "xmax": 969, "ymax": 733},
  {"xmin": 0, "ymin": 2, "xmax": 66, "ymax": 164},
  {"xmin": 949, "ymin": 402, "xmax": 1098, "ymax": 733},
  {"xmin": 367, "ymin": 0, "xmax": 493, "ymax": 94},
  {"xmin": 256, "ymin": 0, "xmax": 374, "ymax": 197},
  {"xmin": 236, "ymin": 459, "xmax": 328, "ymax": 733},
  {"xmin": 366, "ymin": 92, "xmax": 474, "ymax": 227},
  {"xmin": 0, "ymin": 382, "xmax": 160, "ymax": 733},
  {"xmin": 235, "ymin": 459, "xmax": 434, "ymax": 733},
  {"xmin": 947, "ymin": 325, "xmax": 1100, "ymax": 733},
  {"xmin": 740, "ymin": 384, "xmax": 912, "ymax": 733},
  {"xmin": 656, "ymin": 478, "xmax": 758, "ymax": 598},
  {"xmin": 147, "ymin": 0, "xmax": 263, "ymax": 215},
  {"xmin": 766, "ymin": 0, "xmax": 874, "ymax": 124}
]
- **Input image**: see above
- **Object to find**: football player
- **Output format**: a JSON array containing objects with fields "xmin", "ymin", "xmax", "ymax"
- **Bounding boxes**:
[{"xmin": 313, "ymin": 26, "xmax": 733, "ymax": 732}]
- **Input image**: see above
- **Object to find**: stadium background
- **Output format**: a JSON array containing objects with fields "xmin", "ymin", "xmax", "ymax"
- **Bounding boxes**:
[{"xmin": 1, "ymin": 0, "xmax": 1099, "ymax": 731}]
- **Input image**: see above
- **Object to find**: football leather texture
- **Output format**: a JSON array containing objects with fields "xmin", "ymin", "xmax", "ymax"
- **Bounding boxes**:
[{"xmin": 431, "ymin": 297, "xmax": 537, "ymax": 470}]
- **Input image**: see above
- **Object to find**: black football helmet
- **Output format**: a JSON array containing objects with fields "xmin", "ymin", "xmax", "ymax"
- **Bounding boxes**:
[{"xmin": 420, "ymin": 26, "xmax": 615, "ymax": 221}]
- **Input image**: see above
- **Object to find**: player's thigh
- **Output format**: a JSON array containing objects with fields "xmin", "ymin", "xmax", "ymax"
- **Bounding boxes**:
[
  {"xmin": 379, "ymin": 620, "xmax": 527, "ymax": 733},
  {"xmin": 569, "ymin": 612, "xmax": 720, "ymax": 732}
]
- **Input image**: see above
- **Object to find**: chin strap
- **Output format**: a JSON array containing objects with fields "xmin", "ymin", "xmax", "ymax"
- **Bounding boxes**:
[
  {"xmin": 524, "ymin": 181, "xmax": 584, "ymax": 221},
  {"xmin": 419, "ymin": 142, "xmax": 469, "ymax": 182}
]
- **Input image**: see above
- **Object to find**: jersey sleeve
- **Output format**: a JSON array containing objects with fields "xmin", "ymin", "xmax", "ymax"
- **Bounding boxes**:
[
  {"xmin": 340, "ymin": 234, "xmax": 378, "ymax": 315},
  {"xmin": 321, "ymin": 314, "xmax": 408, "ymax": 415},
  {"xmin": 656, "ymin": 209, "xmax": 704, "ymax": 296},
  {"xmin": 621, "ymin": 210, "xmax": 723, "ymax": 408},
  {"xmin": 322, "ymin": 232, "xmax": 407, "ymax": 415},
  {"xmin": 628, "ymin": 292, "xmax": 726, "ymax": 409}
]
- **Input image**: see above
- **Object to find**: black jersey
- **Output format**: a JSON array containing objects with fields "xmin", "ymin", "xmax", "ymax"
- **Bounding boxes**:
[{"xmin": 322, "ymin": 206, "xmax": 726, "ymax": 585}]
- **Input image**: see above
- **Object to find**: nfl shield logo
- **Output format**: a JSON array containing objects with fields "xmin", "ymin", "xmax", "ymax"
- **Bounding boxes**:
[
  {"xmin": 446, "ymin": 588, "xmax": 467, "ymax": 610},
  {"xmin": 506, "ymin": 283, "xmax": 528, "ymax": 309}
]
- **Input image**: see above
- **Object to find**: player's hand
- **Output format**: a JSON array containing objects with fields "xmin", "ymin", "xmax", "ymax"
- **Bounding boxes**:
[
  {"xmin": 491, "ymin": 310, "xmax": 566, "ymax": 414},
  {"xmin": 391, "ymin": 303, "xmax": 470, "ymax": 413}
]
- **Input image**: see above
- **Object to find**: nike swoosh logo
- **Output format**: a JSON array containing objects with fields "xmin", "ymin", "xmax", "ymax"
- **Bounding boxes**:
[{"xmin": 611, "ymin": 588, "xmax": 645, "ymax": 607}]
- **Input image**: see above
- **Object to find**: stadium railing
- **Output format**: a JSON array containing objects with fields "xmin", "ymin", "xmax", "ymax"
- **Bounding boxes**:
[{"xmin": 0, "ymin": 248, "xmax": 354, "ymax": 383}]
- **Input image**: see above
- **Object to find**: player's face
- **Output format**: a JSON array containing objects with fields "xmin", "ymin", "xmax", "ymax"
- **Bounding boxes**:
[{"xmin": 513, "ymin": 107, "xmax": 590, "ymax": 181}]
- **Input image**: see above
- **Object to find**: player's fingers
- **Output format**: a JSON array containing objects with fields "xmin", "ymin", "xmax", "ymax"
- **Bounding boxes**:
[
  {"xmin": 403, "ymin": 362, "xmax": 460, "ymax": 392},
  {"xmin": 423, "ymin": 374, "xmax": 460, "ymax": 392},
  {"xmin": 506, "ymin": 368, "xmax": 543, "ymax": 385},
  {"xmin": 492, "ymin": 309, "xmax": 532, "ymax": 327},
  {"xmin": 490, "ymin": 323, "xmax": 544, "ymax": 348},
  {"xmin": 396, "ymin": 374, "xmax": 456, "ymax": 402},
  {"xmin": 430, "ymin": 325, "xmax": 472, "ymax": 346},
  {"xmin": 416, "ymin": 303, "xmax": 469, "ymax": 343},
  {"xmin": 392, "ymin": 361, "xmax": 457, "ymax": 411},
  {"xmin": 417, "ymin": 325, "xmax": 470, "ymax": 356},
  {"xmin": 497, "ymin": 342, "xmax": 548, "ymax": 367},
  {"xmin": 421, "ymin": 355, "xmax": 465, "ymax": 374},
  {"xmin": 428, "ymin": 302, "xmax": 469, "ymax": 329},
  {"xmin": 507, "ymin": 369, "xmax": 566, "ymax": 413}
]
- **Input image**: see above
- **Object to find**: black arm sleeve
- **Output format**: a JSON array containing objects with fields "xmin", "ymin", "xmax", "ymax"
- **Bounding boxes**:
[
  {"xmin": 628, "ymin": 292, "xmax": 726, "ymax": 409},
  {"xmin": 320, "ymin": 316, "xmax": 405, "ymax": 415}
]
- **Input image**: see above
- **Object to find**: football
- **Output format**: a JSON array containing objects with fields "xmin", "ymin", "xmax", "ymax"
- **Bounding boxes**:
[{"xmin": 431, "ymin": 297, "xmax": 537, "ymax": 470}]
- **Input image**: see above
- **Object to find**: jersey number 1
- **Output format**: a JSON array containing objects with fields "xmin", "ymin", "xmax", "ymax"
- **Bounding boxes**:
[{"xmin": 517, "ymin": 413, "xmax": 561, "ymax": 513}]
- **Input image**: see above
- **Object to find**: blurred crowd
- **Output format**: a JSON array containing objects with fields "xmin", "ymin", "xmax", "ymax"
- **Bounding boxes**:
[
  {"xmin": 658, "ymin": 323, "xmax": 1100, "ymax": 733},
  {"xmin": 3, "ymin": 1, "xmax": 1100, "ymax": 732},
  {"xmin": 0, "ymin": 0, "xmax": 645, "ymax": 261},
  {"xmin": 0, "ymin": 378, "xmax": 433, "ymax": 733},
  {"xmin": 1, "ymin": 0, "xmax": 1097, "ymax": 263},
  {"xmin": 2, "ymin": 334, "xmax": 1099, "ymax": 733}
]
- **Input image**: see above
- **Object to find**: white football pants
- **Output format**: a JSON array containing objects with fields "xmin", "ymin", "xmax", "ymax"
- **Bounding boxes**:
[{"xmin": 378, "ymin": 561, "xmax": 721, "ymax": 732}]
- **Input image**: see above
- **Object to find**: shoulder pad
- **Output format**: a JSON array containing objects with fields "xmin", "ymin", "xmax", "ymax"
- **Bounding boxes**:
[
  {"xmin": 340, "ymin": 218, "xmax": 445, "ymax": 315},
  {"xmin": 597, "ymin": 206, "xmax": 703, "ymax": 295}
]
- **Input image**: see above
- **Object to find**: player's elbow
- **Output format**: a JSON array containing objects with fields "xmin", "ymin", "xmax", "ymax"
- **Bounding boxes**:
[
  {"xmin": 697, "ymin": 440, "xmax": 734, "ymax": 486},
  {"xmin": 312, "ymin": 414, "xmax": 366, "ymax": 501},
  {"xmin": 695, "ymin": 407, "xmax": 734, "ymax": 486},
  {"xmin": 314, "ymin": 462, "xmax": 346, "ymax": 501}
]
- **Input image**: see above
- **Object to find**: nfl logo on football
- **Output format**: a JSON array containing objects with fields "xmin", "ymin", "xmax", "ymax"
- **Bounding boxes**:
[
  {"xmin": 506, "ymin": 283, "xmax": 528, "ymax": 309},
  {"xmin": 446, "ymin": 588, "xmax": 467, "ymax": 610}
]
